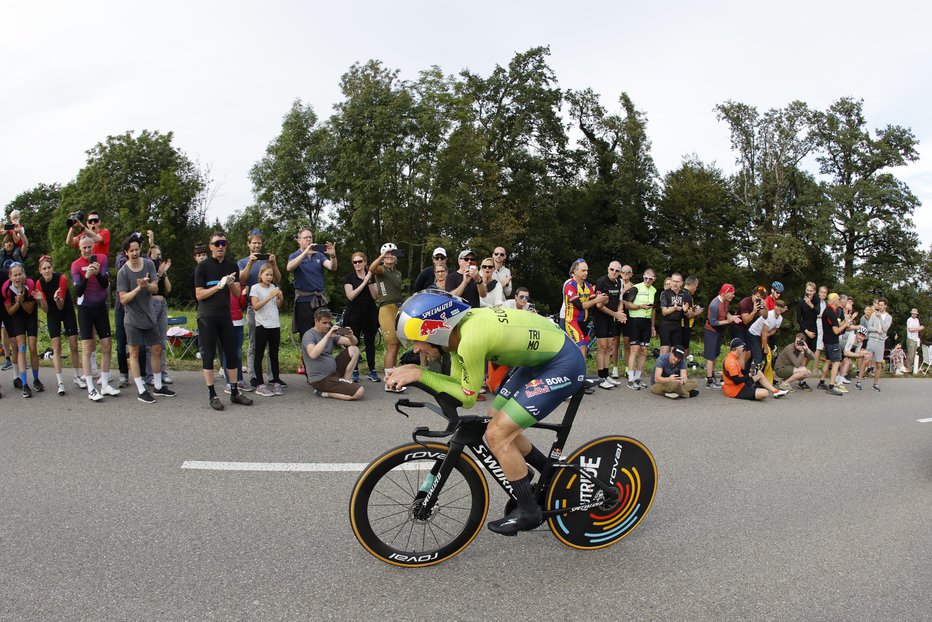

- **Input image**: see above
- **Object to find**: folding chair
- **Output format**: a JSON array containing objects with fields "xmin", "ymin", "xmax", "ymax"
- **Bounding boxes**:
[
  {"xmin": 167, "ymin": 316, "xmax": 199, "ymax": 360},
  {"xmin": 919, "ymin": 344, "xmax": 932, "ymax": 375}
]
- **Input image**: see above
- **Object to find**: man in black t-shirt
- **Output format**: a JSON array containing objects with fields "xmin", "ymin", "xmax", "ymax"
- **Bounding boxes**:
[
  {"xmin": 658, "ymin": 272, "xmax": 686, "ymax": 357},
  {"xmin": 194, "ymin": 232, "xmax": 253, "ymax": 411},
  {"xmin": 593, "ymin": 261, "xmax": 627, "ymax": 388},
  {"xmin": 445, "ymin": 249, "xmax": 486, "ymax": 308}
]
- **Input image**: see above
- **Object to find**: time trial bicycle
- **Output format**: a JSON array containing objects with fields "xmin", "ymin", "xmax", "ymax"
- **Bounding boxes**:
[{"xmin": 349, "ymin": 380, "xmax": 657, "ymax": 567}]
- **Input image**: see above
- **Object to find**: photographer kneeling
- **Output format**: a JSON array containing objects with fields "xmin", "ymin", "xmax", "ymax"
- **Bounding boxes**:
[
  {"xmin": 723, "ymin": 338, "xmax": 789, "ymax": 401},
  {"xmin": 301, "ymin": 308, "xmax": 364, "ymax": 401},
  {"xmin": 649, "ymin": 345, "xmax": 698, "ymax": 399},
  {"xmin": 774, "ymin": 333, "xmax": 816, "ymax": 391}
]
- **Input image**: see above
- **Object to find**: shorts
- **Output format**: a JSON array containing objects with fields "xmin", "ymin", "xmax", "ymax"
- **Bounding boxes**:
[
  {"xmin": 593, "ymin": 313, "xmax": 619, "ymax": 339},
  {"xmin": 824, "ymin": 342, "xmax": 842, "ymax": 363},
  {"xmin": 703, "ymin": 329, "xmax": 725, "ymax": 361},
  {"xmin": 310, "ymin": 350, "xmax": 360, "ymax": 396},
  {"xmin": 658, "ymin": 322, "xmax": 681, "ymax": 347},
  {"xmin": 680, "ymin": 326, "xmax": 693, "ymax": 349},
  {"xmin": 197, "ymin": 315, "xmax": 238, "ymax": 371},
  {"xmin": 47, "ymin": 306, "xmax": 79, "ymax": 339},
  {"xmin": 619, "ymin": 317, "xmax": 632, "ymax": 338},
  {"xmin": 565, "ymin": 318, "xmax": 589, "ymax": 347},
  {"xmin": 734, "ymin": 379, "xmax": 760, "ymax": 401},
  {"xmin": 378, "ymin": 304, "xmax": 400, "ymax": 346},
  {"xmin": 7, "ymin": 312, "xmax": 38, "ymax": 338},
  {"xmin": 804, "ymin": 335, "xmax": 817, "ymax": 352},
  {"xmin": 77, "ymin": 305, "xmax": 112, "ymax": 340},
  {"xmin": 629, "ymin": 317, "xmax": 652, "ymax": 346},
  {"xmin": 865, "ymin": 339, "xmax": 884, "ymax": 363},
  {"xmin": 491, "ymin": 335, "xmax": 586, "ymax": 429},
  {"xmin": 775, "ymin": 364, "xmax": 796, "ymax": 380},
  {"xmin": 126, "ymin": 324, "xmax": 161, "ymax": 347}
]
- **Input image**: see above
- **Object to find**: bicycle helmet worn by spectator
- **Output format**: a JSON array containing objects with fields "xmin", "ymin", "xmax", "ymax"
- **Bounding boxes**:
[
  {"xmin": 396, "ymin": 289, "xmax": 471, "ymax": 348},
  {"xmin": 380, "ymin": 243, "xmax": 398, "ymax": 255},
  {"xmin": 857, "ymin": 325, "xmax": 869, "ymax": 336},
  {"xmin": 771, "ymin": 281, "xmax": 784, "ymax": 293}
]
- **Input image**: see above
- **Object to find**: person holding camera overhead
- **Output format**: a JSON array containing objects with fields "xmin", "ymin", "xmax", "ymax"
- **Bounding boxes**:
[
  {"xmin": 287, "ymin": 228, "xmax": 336, "ymax": 348},
  {"xmin": 238, "ymin": 229, "xmax": 280, "ymax": 391},
  {"xmin": 249, "ymin": 263, "xmax": 286, "ymax": 397},
  {"xmin": 369, "ymin": 243, "xmax": 405, "ymax": 390},
  {"xmin": 195, "ymin": 231, "xmax": 254, "ymax": 411},
  {"xmin": 65, "ymin": 210, "xmax": 111, "ymax": 258},
  {"xmin": 71, "ymin": 234, "xmax": 120, "ymax": 401},
  {"xmin": 4, "ymin": 210, "xmax": 28, "ymax": 259}
]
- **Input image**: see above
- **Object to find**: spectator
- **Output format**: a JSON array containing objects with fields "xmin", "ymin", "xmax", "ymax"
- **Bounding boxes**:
[
  {"xmin": 116, "ymin": 234, "xmax": 174, "ymax": 404},
  {"xmin": 622, "ymin": 268, "xmax": 658, "ymax": 389},
  {"xmin": 301, "ymin": 307, "xmax": 364, "ymax": 401},
  {"xmin": 4, "ymin": 210, "xmax": 28, "ymax": 259},
  {"xmin": 219, "ymin": 286, "xmax": 247, "ymax": 392},
  {"xmin": 431, "ymin": 263, "xmax": 450, "ymax": 291},
  {"xmin": 491, "ymin": 246, "xmax": 513, "ymax": 298},
  {"xmin": 34, "ymin": 255, "xmax": 83, "ymax": 393},
  {"xmin": 66, "ymin": 210, "xmax": 111, "ymax": 258},
  {"xmin": 650, "ymin": 345, "xmax": 698, "ymax": 399},
  {"xmin": 286, "ymin": 228, "xmax": 336, "ymax": 343},
  {"xmin": 906, "ymin": 308, "xmax": 924, "ymax": 372},
  {"xmin": 865, "ymin": 297, "xmax": 892, "ymax": 392},
  {"xmin": 703, "ymin": 284, "xmax": 742, "ymax": 389},
  {"xmin": 413, "ymin": 247, "xmax": 448, "ymax": 293},
  {"xmin": 446, "ymin": 250, "xmax": 486, "ymax": 308},
  {"xmin": 658, "ymin": 272, "xmax": 685, "ymax": 357},
  {"xmin": 735, "ymin": 286, "xmax": 767, "ymax": 346},
  {"xmin": 191, "ymin": 242, "xmax": 208, "ymax": 301},
  {"xmin": 594, "ymin": 262, "xmax": 626, "ymax": 389},
  {"xmin": 145, "ymin": 243, "xmax": 173, "ymax": 387},
  {"xmin": 503, "ymin": 287, "xmax": 536, "ymax": 312},
  {"xmin": 816, "ymin": 292, "xmax": 850, "ymax": 396},
  {"xmin": 813, "ymin": 285, "xmax": 828, "ymax": 372},
  {"xmin": 479, "ymin": 257, "xmax": 506, "ymax": 307},
  {"xmin": 563, "ymin": 258, "xmax": 606, "ymax": 359},
  {"xmin": 774, "ymin": 333, "xmax": 816, "ymax": 391},
  {"xmin": 747, "ymin": 299, "xmax": 787, "ymax": 369},
  {"xmin": 890, "ymin": 343, "xmax": 908, "ymax": 374},
  {"xmin": 343, "ymin": 251, "xmax": 380, "ymax": 383},
  {"xmin": 237, "ymin": 229, "xmax": 281, "ymax": 388},
  {"xmin": 840, "ymin": 325, "xmax": 873, "ymax": 390},
  {"xmin": 2, "ymin": 262, "xmax": 42, "ymax": 397},
  {"xmin": 369, "ymin": 243, "xmax": 405, "ymax": 389},
  {"xmin": 71, "ymin": 235, "xmax": 119, "ymax": 400},
  {"xmin": 680, "ymin": 276, "xmax": 702, "ymax": 354},
  {"xmin": 249, "ymin": 263, "xmax": 286, "ymax": 397},
  {"xmin": 194, "ymin": 232, "xmax": 253, "ymax": 411},
  {"xmin": 796, "ymin": 282, "xmax": 819, "ymax": 355},
  {"xmin": 1, "ymin": 233, "xmax": 22, "ymax": 265},
  {"xmin": 722, "ymin": 338, "xmax": 789, "ymax": 400},
  {"xmin": 616, "ymin": 265, "xmax": 636, "ymax": 380},
  {"xmin": 112, "ymin": 245, "xmax": 143, "ymax": 389}
]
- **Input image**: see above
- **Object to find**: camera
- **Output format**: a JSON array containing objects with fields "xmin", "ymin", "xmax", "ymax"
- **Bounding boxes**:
[
  {"xmin": 3, "ymin": 223, "xmax": 13, "ymax": 231},
  {"xmin": 255, "ymin": 253, "xmax": 270, "ymax": 261},
  {"xmin": 311, "ymin": 243, "xmax": 328, "ymax": 253},
  {"xmin": 335, "ymin": 327, "xmax": 350, "ymax": 336},
  {"xmin": 796, "ymin": 340, "xmax": 805, "ymax": 347},
  {"xmin": 755, "ymin": 298, "xmax": 765, "ymax": 310},
  {"xmin": 66, "ymin": 211, "xmax": 85, "ymax": 228},
  {"xmin": 387, "ymin": 248, "xmax": 406, "ymax": 257}
]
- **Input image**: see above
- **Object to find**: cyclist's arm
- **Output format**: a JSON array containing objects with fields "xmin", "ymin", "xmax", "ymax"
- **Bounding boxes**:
[{"xmin": 420, "ymin": 347, "xmax": 484, "ymax": 408}]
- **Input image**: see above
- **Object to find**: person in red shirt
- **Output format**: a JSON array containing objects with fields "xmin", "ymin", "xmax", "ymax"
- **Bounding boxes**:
[
  {"xmin": 722, "ymin": 338, "xmax": 788, "ymax": 401},
  {"xmin": 65, "ymin": 210, "xmax": 111, "ymax": 259}
]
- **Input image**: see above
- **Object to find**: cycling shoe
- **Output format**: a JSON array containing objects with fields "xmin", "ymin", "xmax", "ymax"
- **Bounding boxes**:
[{"xmin": 487, "ymin": 506, "xmax": 543, "ymax": 536}]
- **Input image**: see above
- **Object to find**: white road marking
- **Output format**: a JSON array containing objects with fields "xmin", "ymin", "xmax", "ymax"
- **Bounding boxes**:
[
  {"xmin": 181, "ymin": 461, "xmax": 428, "ymax": 472},
  {"xmin": 917, "ymin": 418, "xmax": 932, "ymax": 423}
]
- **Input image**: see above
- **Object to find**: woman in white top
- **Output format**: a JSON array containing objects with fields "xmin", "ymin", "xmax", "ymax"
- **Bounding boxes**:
[{"xmin": 249, "ymin": 264, "xmax": 285, "ymax": 396}]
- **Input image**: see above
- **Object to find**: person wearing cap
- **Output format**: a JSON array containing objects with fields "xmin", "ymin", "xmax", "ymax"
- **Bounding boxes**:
[
  {"xmin": 840, "ymin": 325, "xmax": 874, "ymax": 390},
  {"xmin": 412, "ymin": 247, "xmax": 449, "ymax": 293},
  {"xmin": 650, "ymin": 345, "xmax": 698, "ymax": 399},
  {"xmin": 490, "ymin": 246, "xmax": 512, "ymax": 298},
  {"xmin": 446, "ymin": 249, "xmax": 487, "ymax": 308},
  {"xmin": 703, "ymin": 284, "xmax": 742, "ymax": 389},
  {"xmin": 816, "ymin": 292, "xmax": 851, "ymax": 396},
  {"xmin": 864, "ymin": 297, "xmax": 892, "ymax": 391},
  {"xmin": 722, "ymin": 338, "xmax": 788, "ymax": 400},
  {"xmin": 368, "ymin": 243, "xmax": 406, "ymax": 388},
  {"xmin": 774, "ymin": 333, "xmax": 817, "ymax": 391},
  {"xmin": 906, "ymin": 308, "xmax": 924, "ymax": 372}
]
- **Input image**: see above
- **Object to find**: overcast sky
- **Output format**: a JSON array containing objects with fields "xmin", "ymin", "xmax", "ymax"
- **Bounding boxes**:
[{"xmin": 3, "ymin": 0, "xmax": 931, "ymax": 250}]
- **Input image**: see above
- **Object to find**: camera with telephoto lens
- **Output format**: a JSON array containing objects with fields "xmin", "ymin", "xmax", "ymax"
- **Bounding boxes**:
[{"xmin": 66, "ymin": 211, "xmax": 85, "ymax": 228}]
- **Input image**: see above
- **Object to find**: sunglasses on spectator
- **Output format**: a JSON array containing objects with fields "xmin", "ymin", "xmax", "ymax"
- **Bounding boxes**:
[
  {"xmin": 352, "ymin": 259, "xmax": 364, "ymax": 264},
  {"xmin": 434, "ymin": 255, "xmax": 446, "ymax": 260},
  {"xmin": 466, "ymin": 258, "xmax": 477, "ymax": 264},
  {"xmin": 518, "ymin": 295, "xmax": 529, "ymax": 300},
  {"xmin": 481, "ymin": 264, "xmax": 494, "ymax": 269},
  {"xmin": 493, "ymin": 252, "xmax": 506, "ymax": 257},
  {"xmin": 621, "ymin": 269, "xmax": 632, "ymax": 274},
  {"xmin": 609, "ymin": 268, "xmax": 621, "ymax": 272},
  {"xmin": 211, "ymin": 240, "xmax": 227, "ymax": 247},
  {"xmin": 643, "ymin": 276, "xmax": 655, "ymax": 280},
  {"xmin": 87, "ymin": 218, "xmax": 99, "ymax": 224}
]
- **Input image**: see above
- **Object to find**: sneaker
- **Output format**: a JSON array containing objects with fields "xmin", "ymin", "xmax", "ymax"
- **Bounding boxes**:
[
  {"xmin": 829, "ymin": 385, "xmax": 845, "ymax": 396},
  {"xmin": 271, "ymin": 383, "xmax": 284, "ymax": 396},
  {"xmin": 663, "ymin": 392, "xmax": 679, "ymax": 399},
  {"xmin": 384, "ymin": 384, "xmax": 407, "ymax": 393},
  {"xmin": 352, "ymin": 370, "xmax": 360, "ymax": 383},
  {"xmin": 161, "ymin": 374, "xmax": 174, "ymax": 385},
  {"xmin": 137, "ymin": 390, "xmax": 156, "ymax": 404},
  {"xmin": 100, "ymin": 384, "xmax": 121, "ymax": 397},
  {"xmin": 230, "ymin": 392, "xmax": 254, "ymax": 405},
  {"xmin": 626, "ymin": 380, "xmax": 640, "ymax": 390},
  {"xmin": 313, "ymin": 389, "xmax": 322, "ymax": 397},
  {"xmin": 236, "ymin": 380, "xmax": 254, "ymax": 393},
  {"xmin": 607, "ymin": 376, "xmax": 623, "ymax": 386},
  {"xmin": 1, "ymin": 359, "xmax": 12, "ymax": 371},
  {"xmin": 706, "ymin": 377, "xmax": 722, "ymax": 389},
  {"xmin": 33, "ymin": 379, "xmax": 45, "ymax": 393},
  {"xmin": 152, "ymin": 385, "xmax": 176, "ymax": 398},
  {"xmin": 836, "ymin": 375, "xmax": 850, "ymax": 385},
  {"xmin": 209, "ymin": 396, "xmax": 224, "ymax": 411},
  {"xmin": 57, "ymin": 382, "xmax": 66, "ymax": 396},
  {"xmin": 272, "ymin": 378, "xmax": 287, "ymax": 388},
  {"xmin": 798, "ymin": 381, "xmax": 812, "ymax": 392},
  {"xmin": 368, "ymin": 370, "xmax": 381, "ymax": 382},
  {"xmin": 872, "ymin": 384, "xmax": 881, "ymax": 392},
  {"xmin": 118, "ymin": 375, "xmax": 128, "ymax": 388},
  {"xmin": 74, "ymin": 375, "xmax": 87, "ymax": 389},
  {"xmin": 817, "ymin": 380, "xmax": 827, "ymax": 390},
  {"xmin": 855, "ymin": 381, "xmax": 862, "ymax": 391},
  {"xmin": 487, "ymin": 506, "xmax": 543, "ymax": 536},
  {"xmin": 13, "ymin": 377, "xmax": 22, "ymax": 389},
  {"xmin": 773, "ymin": 389, "xmax": 789, "ymax": 399},
  {"xmin": 255, "ymin": 384, "xmax": 275, "ymax": 397},
  {"xmin": 637, "ymin": 379, "xmax": 649, "ymax": 390},
  {"xmin": 778, "ymin": 380, "xmax": 792, "ymax": 391},
  {"xmin": 610, "ymin": 366, "xmax": 619, "ymax": 379},
  {"xmin": 599, "ymin": 379, "xmax": 615, "ymax": 390},
  {"xmin": 835, "ymin": 384, "xmax": 849, "ymax": 394},
  {"xmin": 22, "ymin": 384, "xmax": 33, "ymax": 398},
  {"xmin": 688, "ymin": 389, "xmax": 700, "ymax": 398},
  {"xmin": 88, "ymin": 388, "xmax": 104, "ymax": 401}
]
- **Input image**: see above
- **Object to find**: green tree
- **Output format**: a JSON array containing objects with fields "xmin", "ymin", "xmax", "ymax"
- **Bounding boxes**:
[{"xmin": 810, "ymin": 97, "xmax": 921, "ymax": 281}]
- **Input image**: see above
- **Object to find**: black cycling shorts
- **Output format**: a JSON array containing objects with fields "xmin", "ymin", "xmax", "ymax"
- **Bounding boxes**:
[
  {"xmin": 78, "ymin": 305, "xmax": 112, "ymax": 340},
  {"xmin": 7, "ymin": 312, "xmax": 38, "ymax": 338},
  {"xmin": 47, "ymin": 306, "xmax": 79, "ymax": 339},
  {"xmin": 658, "ymin": 322, "xmax": 681, "ymax": 347},
  {"xmin": 629, "ymin": 317, "xmax": 652, "ymax": 346},
  {"xmin": 593, "ymin": 313, "xmax": 619, "ymax": 339},
  {"xmin": 198, "ymin": 315, "xmax": 239, "ymax": 371}
]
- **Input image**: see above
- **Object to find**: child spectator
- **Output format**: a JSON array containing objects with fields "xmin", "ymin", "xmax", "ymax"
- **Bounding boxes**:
[{"xmin": 249, "ymin": 263, "xmax": 286, "ymax": 396}]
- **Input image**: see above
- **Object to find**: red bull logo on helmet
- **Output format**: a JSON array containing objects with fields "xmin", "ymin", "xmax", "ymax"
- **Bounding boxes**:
[{"xmin": 404, "ymin": 317, "xmax": 451, "ymax": 341}]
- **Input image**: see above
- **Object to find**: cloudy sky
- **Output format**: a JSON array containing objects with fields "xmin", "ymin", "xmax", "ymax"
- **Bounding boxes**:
[{"xmin": 3, "ymin": 0, "xmax": 931, "ymax": 249}]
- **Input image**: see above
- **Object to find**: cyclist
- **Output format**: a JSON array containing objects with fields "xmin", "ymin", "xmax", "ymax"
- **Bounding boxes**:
[{"xmin": 387, "ymin": 289, "xmax": 586, "ymax": 535}]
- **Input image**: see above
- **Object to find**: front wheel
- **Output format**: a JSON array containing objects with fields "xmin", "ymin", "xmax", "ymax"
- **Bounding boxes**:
[
  {"xmin": 546, "ymin": 435, "xmax": 657, "ymax": 550},
  {"xmin": 349, "ymin": 443, "xmax": 489, "ymax": 567}
]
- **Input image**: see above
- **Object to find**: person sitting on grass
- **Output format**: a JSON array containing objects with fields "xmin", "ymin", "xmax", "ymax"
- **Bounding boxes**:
[
  {"xmin": 722, "ymin": 338, "xmax": 789, "ymax": 401},
  {"xmin": 649, "ymin": 345, "xmax": 698, "ymax": 399}
]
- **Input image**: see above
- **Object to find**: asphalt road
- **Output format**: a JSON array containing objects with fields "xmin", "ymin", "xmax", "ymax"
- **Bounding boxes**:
[{"xmin": 1, "ymin": 371, "xmax": 930, "ymax": 622}]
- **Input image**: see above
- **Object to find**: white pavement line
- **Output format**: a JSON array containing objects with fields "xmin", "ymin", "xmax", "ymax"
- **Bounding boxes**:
[
  {"xmin": 917, "ymin": 418, "xmax": 932, "ymax": 423},
  {"xmin": 182, "ymin": 461, "xmax": 369, "ymax": 472}
]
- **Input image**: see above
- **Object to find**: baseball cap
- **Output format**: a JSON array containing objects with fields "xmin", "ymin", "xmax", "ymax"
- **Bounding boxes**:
[
  {"xmin": 827, "ymin": 292, "xmax": 840, "ymax": 303},
  {"xmin": 671, "ymin": 345, "xmax": 686, "ymax": 358},
  {"xmin": 432, "ymin": 247, "xmax": 447, "ymax": 258},
  {"xmin": 458, "ymin": 249, "xmax": 476, "ymax": 260},
  {"xmin": 730, "ymin": 338, "xmax": 746, "ymax": 349},
  {"xmin": 911, "ymin": 308, "xmax": 919, "ymax": 314},
  {"xmin": 193, "ymin": 242, "xmax": 208, "ymax": 254}
]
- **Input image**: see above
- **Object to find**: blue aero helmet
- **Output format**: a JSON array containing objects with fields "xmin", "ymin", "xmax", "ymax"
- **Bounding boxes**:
[{"xmin": 396, "ymin": 289, "xmax": 471, "ymax": 348}]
